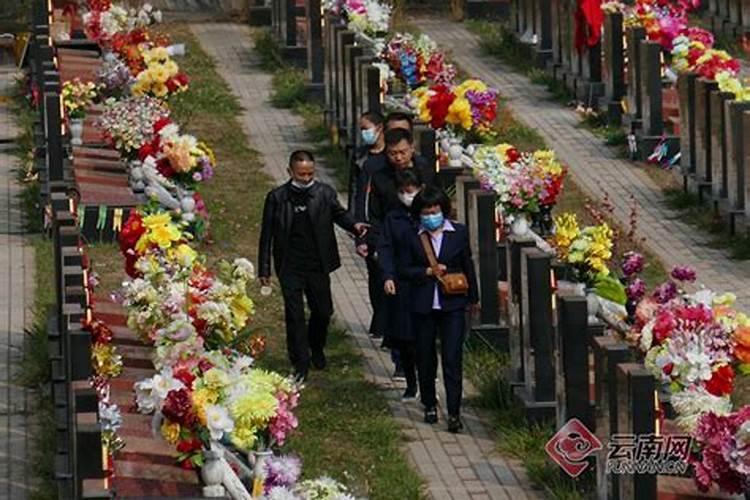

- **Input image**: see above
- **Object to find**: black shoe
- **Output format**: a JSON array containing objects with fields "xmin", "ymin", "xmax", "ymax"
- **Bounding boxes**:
[
  {"xmin": 448, "ymin": 415, "xmax": 463, "ymax": 433},
  {"xmin": 392, "ymin": 367, "xmax": 406, "ymax": 381},
  {"xmin": 311, "ymin": 351, "xmax": 327, "ymax": 370},
  {"xmin": 424, "ymin": 407, "xmax": 438, "ymax": 424},
  {"xmin": 369, "ymin": 331, "xmax": 383, "ymax": 339},
  {"xmin": 401, "ymin": 386, "xmax": 418, "ymax": 402}
]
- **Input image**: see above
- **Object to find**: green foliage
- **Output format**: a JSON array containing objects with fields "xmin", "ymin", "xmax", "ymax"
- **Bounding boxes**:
[
  {"xmin": 295, "ymin": 102, "xmax": 329, "ymax": 143},
  {"xmin": 271, "ymin": 68, "xmax": 306, "ymax": 109},
  {"xmin": 252, "ymin": 29, "xmax": 284, "ymax": 71},
  {"xmin": 594, "ymin": 275, "xmax": 627, "ymax": 305},
  {"xmin": 466, "ymin": 20, "xmax": 535, "ymax": 74}
]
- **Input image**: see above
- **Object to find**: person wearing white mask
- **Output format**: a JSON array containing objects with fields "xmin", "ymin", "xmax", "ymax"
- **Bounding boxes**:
[
  {"xmin": 378, "ymin": 169, "xmax": 424, "ymax": 400},
  {"xmin": 259, "ymin": 150, "xmax": 368, "ymax": 381}
]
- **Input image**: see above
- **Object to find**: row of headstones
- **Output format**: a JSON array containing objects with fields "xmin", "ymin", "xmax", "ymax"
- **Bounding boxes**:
[
  {"xmin": 30, "ymin": 1, "xmax": 109, "ymax": 498},
  {"xmin": 677, "ymin": 70, "xmax": 750, "ymax": 235},
  {"xmin": 453, "ymin": 177, "xmax": 659, "ymax": 499},
  {"xmin": 704, "ymin": 0, "xmax": 750, "ymax": 39}
]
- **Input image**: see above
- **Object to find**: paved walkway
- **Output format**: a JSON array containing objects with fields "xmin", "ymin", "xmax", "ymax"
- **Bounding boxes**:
[
  {"xmin": 191, "ymin": 22, "xmax": 541, "ymax": 500},
  {"xmin": 414, "ymin": 17, "xmax": 750, "ymax": 311},
  {"xmin": 0, "ymin": 65, "xmax": 34, "ymax": 499}
]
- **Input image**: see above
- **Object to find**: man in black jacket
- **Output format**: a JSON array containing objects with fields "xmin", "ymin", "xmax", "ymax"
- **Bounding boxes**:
[{"xmin": 259, "ymin": 150, "xmax": 368, "ymax": 380}]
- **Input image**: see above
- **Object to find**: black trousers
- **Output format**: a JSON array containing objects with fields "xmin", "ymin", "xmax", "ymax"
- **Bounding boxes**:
[
  {"xmin": 366, "ymin": 251, "xmax": 389, "ymax": 336},
  {"xmin": 389, "ymin": 338, "xmax": 417, "ymax": 389},
  {"xmin": 414, "ymin": 309, "xmax": 466, "ymax": 416},
  {"xmin": 280, "ymin": 270, "xmax": 333, "ymax": 373}
]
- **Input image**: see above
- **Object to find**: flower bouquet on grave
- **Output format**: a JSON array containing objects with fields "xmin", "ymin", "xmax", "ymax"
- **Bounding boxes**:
[
  {"xmin": 382, "ymin": 33, "xmax": 456, "ymax": 89},
  {"xmin": 61, "ymin": 78, "xmax": 100, "ymax": 120},
  {"xmin": 83, "ymin": 1, "xmax": 162, "ymax": 46},
  {"xmin": 549, "ymin": 212, "xmax": 618, "ymax": 287},
  {"xmin": 410, "ymin": 79, "xmax": 497, "ymax": 143},
  {"xmin": 343, "ymin": 0, "xmax": 391, "ymax": 38},
  {"xmin": 96, "ymin": 53, "xmax": 135, "ymax": 98},
  {"xmin": 131, "ymin": 46, "xmax": 189, "ymax": 99},
  {"xmin": 97, "ymin": 95, "xmax": 170, "ymax": 158},
  {"xmin": 716, "ymin": 71, "xmax": 750, "ymax": 102},
  {"xmin": 256, "ymin": 454, "xmax": 357, "ymax": 499}
]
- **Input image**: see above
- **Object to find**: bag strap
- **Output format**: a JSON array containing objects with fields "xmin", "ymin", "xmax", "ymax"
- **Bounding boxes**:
[{"xmin": 419, "ymin": 232, "xmax": 440, "ymax": 271}]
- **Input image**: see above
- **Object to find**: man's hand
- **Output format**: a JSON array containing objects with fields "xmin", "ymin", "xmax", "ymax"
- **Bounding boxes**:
[
  {"xmin": 384, "ymin": 279, "xmax": 396, "ymax": 295},
  {"xmin": 467, "ymin": 303, "xmax": 480, "ymax": 315},
  {"xmin": 354, "ymin": 223, "xmax": 370, "ymax": 237},
  {"xmin": 356, "ymin": 244, "xmax": 369, "ymax": 258},
  {"xmin": 259, "ymin": 276, "xmax": 271, "ymax": 287}
]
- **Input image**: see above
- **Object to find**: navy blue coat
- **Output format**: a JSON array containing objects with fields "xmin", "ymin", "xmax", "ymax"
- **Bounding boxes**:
[
  {"xmin": 377, "ymin": 205, "xmax": 418, "ymax": 341},
  {"xmin": 398, "ymin": 222, "xmax": 480, "ymax": 315}
]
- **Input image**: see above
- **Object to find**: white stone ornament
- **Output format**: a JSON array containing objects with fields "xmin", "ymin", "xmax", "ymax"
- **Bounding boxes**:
[{"xmin": 180, "ymin": 196, "xmax": 196, "ymax": 213}]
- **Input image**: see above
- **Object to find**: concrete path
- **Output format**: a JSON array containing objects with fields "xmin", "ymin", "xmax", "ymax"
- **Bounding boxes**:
[
  {"xmin": 191, "ymin": 22, "xmax": 541, "ymax": 500},
  {"xmin": 414, "ymin": 16, "xmax": 750, "ymax": 311},
  {"xmin": 0, "ymin": 64, "xmax": 34, "ymax": 499}
]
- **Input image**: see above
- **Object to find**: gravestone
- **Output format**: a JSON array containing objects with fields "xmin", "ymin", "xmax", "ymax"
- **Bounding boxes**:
[
  {"xmin": 578, "ymin": 41, "xmax": 604, "ymax": 106},
  {"xmin": 44, "ymin": 92, "xmax": 63, "ymax": 183},
  {"xmin": 730, "ymin": 0, "xmax": 741, "ymax": 29},
  {"xmin": 533, "ymin": 0, "xmax": 552, "ymax": 65},
  {"xmin": 710, "ymin": 89, "xmax": 734, "ymax": 200},
  {"xmin": 638, "ymin": 40, "xmax": 663, "ymax": 137},
  {"xmin": 625, "ymin": 27, "xmax": 646, "ymax": 126},
  {"xmin": 548, "ymin": 0, "xmax": 562, "ymax": 77},
  {"xmin": 505, "ymin": 235, "xmax": 538, "ymax": 386},
  {"xmin": 741, "ymin": 110, "xmax": 750, "ymax": 227},
  {"xmin": 677, "ymin": 72, "xmax": 697, "ymax": 176},
  {"xmin": 455, "ymin": 175, "xmax": 481, "ymax": 226},
  {"xmin": 285, "ymin": 0, "xmax": 297, "ymax": 47},
  {"xmin": 515, "ymin": 247, "xmax": 556, "ymax": 422},
  {"xmin": 694, "ymin": 78, "xmax": 719, "ymax": 186},
  {"xmin": 616, "ymin": 364, "xmax": 657, "ymax": 500},
  {"xmin": 345, "ymin": 43, "xmax": 363, "ymax": 142},
  {"xmin": 602, "ymin": 12, "xmax": 625, "ymax": 123},
  {"xmin": 559, "ymin": 0, "xmax": 573, "ymax": 82},
  {"xmin": 725, "ymin": 100, "xmax": 750, "ymax": 213},
  {"xmin": 743, "ymin": 0, "xmax": 750, "ymax": 33},
  {"xmin": 468, "ymin": 190, "xmax": 508, "ymax": 349},
  {"xmin": 555, "ymin": 295, "xmax": 592, "ymax": 429},
  {"xmin": 365, "ymin": 66, "xmax": 382, "ymax": 115},
  {"xmin": 305, "ymin": 0, "xmax": 323, "ymax": 88},
  {"xmin": 335, "ymin": 30, "xmax": 354, "ymax": 133},
  {"xmin": 592, "ymin": 336, "xmax": 632, "ymax": 500}
]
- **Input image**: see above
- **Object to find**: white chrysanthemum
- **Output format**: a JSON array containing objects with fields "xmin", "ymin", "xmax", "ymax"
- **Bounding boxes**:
[
  {"xmin": 205, "ymin": 405, "xmax": 234, "ymax": 440},
  {"xmin": 264, "ymin": 486, "xmax": 300, "ymax": 500},
  {"xmin": 671, "ymin": 387, "xmax": 733, "ymax": 432},
  {"xmin": 134, "ymin": 369, "xmax": 183, "ymax": 413},
  {"xmin": 233, "ymin": 258, "xmax": 256, "ymax": 281}
]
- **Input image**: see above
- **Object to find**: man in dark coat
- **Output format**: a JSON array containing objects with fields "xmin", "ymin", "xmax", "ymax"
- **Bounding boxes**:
[{"xmin": 258, "ymin": 150, "xmax": 368, "ymax": 380}]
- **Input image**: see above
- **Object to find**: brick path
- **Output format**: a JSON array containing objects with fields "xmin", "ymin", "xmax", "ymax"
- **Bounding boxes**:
[
  {"xmin": 0, "ymin": 65, "xmax": 34, "ymax": 499},
  {"xmin": 414, "ymin": 17, "xmax": 750, "ymax": 311},
  {"xmin": 191, "ymin": 22, "xmax": 541, "ymax": 500}
]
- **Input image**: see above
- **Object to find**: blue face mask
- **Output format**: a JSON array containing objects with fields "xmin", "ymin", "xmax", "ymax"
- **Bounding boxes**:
[
  {"xmin": 421, "ymin": 212, "xmax": 444, "ymax": 232},
  {"xmin": 361, "ymin": 127, "xmax": 379, "ymax": 146}
]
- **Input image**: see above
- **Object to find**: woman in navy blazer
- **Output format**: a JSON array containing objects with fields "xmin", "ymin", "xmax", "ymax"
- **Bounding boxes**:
[
  {"xmin": 377, "ymin": 169, "xmax": 423, "ymax": 401},
  {"xmin": 399, "ymin": 186, "xmax": 479, "ymax": 433}
]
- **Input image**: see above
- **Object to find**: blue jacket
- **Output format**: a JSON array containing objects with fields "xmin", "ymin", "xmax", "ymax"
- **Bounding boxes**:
[
  {"xmin": 398, "ymin": 221, "xmax": 479, "ymax": 315},
  {"xmin": 377, "ymin": 205, "xmax": 419, "ymax": 341}
]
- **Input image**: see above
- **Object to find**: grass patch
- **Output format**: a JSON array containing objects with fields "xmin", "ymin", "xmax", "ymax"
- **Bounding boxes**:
[
  {"xmin": 271, "ymin": 68, "xmax": 307, "ymax": 108},
  {"xmin": 464, "ymin": 339, "xmax": 590, "ymax": 499},
  {"xmin": 251, "ymin": 28, "xmax": 284, "ymax": 71},
  {"xmin": 81, "ymin": 23, "xmax": 424, "ymax": 498},
  {"xmin": 295, "ymin": 102, "xmax": 329, "ymax": 143},
  {"xmin": 466, "ymin": 19, "xmax": 535, "ymax": 74}
]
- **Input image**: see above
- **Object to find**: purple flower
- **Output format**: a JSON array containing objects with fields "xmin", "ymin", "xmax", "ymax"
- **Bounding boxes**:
[
  {"xmin": 621, "ymin": 252, "xmax": 644, "ymax": 277},
  {"xmin": 626, "ymin": 278, "xmax": 647, "ymax": 302},
  {"xmin": 652, "ymin": 280, "xmax": 678, "ymax": 304},
  {"xmin": 192, "ymin": 172, "xmax": 203, "ymax": 182},
  {"xmin": 670, "ymin": 265, "xmax": 696, "ymax": 282},
  {"xmin": 264, "ymin": 455, "xmax": 302, "ymax": 492},
  {"xmin": 201, "ymin": 162, "xmax": 214, "ymax": 181}
]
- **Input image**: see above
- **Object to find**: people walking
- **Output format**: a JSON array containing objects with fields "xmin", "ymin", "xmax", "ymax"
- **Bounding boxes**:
[
  {"xmin": 258, "ymin": 150, "xmax": 368, "ymax": 381},
  {"xmin": 378, "ymin": 169, "xmax": 423, "ymax": 401},
  {"xmin": 401, "ymin": 186, "xmax": 478, "ymax": 433}
]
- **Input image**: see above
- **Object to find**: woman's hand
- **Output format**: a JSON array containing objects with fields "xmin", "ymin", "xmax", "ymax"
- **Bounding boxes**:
[
  {"xmin": 435, "ymin": 264, "xmax": 447, "ymax": 277},
  {"xmin": 384, "ymin": 279, "xmax": 397, "ymax": 295}
]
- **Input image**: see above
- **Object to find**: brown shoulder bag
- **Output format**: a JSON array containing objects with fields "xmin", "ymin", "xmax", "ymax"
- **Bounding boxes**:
[{"xmin": 419, "ymin": 232, "xmax": 469, "ymax": 296}]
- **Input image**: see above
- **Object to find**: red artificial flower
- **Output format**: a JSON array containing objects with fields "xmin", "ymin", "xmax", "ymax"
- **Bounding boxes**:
[
  {"xmin": 176, "ymin": 437, "xmax": 202, "ymax": 454},
  {"xmin": 198, "ymin": 359, "xmax": 214, "ymax": 373},
  {"xmin": 705, "ymin": 365, "xmax": 735, "ymax": 397},
  {"xmin": 426, "ymin": 84, "xmax": 454, "ymax": 129},
  {"xmin": 138, "ymin": 136, "xmax": 161, "ymax": 161},
  {"xmin": 124, "ymin": 251, "xmax": 140, "ymax": 279},
  {"xmin": 173, "ymin": 369, "xmax": 196, "ymax": 389},
  {"xmin": 175, "ymin": 73, "xmax": 189, "ymax": 87},
  {"xmin": 162, "ymin": 388, "xmax": 197, "ymax": 427},
  {"xmin": 119, "ymin": 211, "xmax": 145, "ymax": 254},
  {"xmin": 505, "ymin": 147, "xmax": 521, "ymax": 164},
  {"xmin": 675, "ymin": 304, "xmax": 713, "ymax": 324},
  {"xmin": 153, "ymin": 117, "xmax": 173, "ymax": 133},
  {"xmin": 156, "ymin": 158, "xmax": 176, "ymax": 178},
  {"xmin": 87, "ymin": 0, "xmax": 112, "ymax": 11},
  {"xmin": 652, "ymin": 310, "xmax": 676, "ymax": 344},
  {"xmin": 83, "ymin": 318, "xmax": 114, "ymax": 345},
  {"xmin": 662, "ymin": 362, "xmax": 674, "ymax": 375}
]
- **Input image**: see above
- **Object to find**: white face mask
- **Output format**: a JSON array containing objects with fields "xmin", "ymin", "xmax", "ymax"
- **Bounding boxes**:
[
  {"xmin": 291, "ymin": 179, "xmax": 315, "ymax": 190},
  {"xmin": 398, "ymin": 191, "xmax": 418, "ymax": 207}
]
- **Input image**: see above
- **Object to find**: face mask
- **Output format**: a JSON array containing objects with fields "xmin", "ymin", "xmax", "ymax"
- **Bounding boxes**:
[
  {"xmin": 361, "ymin": 127, "xmax": 379, "ymax": 146},
  {"xmin": 291, "ymin": 179, "xmax": 315, "ymax": 190},
  {"xmin": 421, "ymin": 212, "xmax": 444, "ymax": 232},
  {"xmin": 398, "ymin": 191, "xmax": 418, "ymax": 207}
]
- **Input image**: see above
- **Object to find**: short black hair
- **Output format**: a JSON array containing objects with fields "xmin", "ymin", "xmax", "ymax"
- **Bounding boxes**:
[
  {"xmin": 289, "ymin": 150, "xmax": 315, "ymax": 168},
  {"xmin": 385, "ymin": 112, "xmax": 414, "ymax": 130},
  {"xmin": 361, "ymin": 110, "xmax": 384, "ymax": 126},
  {"xmin": 395, "ymin": 168, "xmax": 422, "ymax": 190},
  {"xmin": 412, "ymin": 185, "xmax": 451, "ymax": 218},
  {"xmin": 385, "ymin": 128, "xmax": 413, "ymax": 148}
]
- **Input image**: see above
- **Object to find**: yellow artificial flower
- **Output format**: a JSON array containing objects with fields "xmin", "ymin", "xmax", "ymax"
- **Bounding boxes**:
[
  {"xmin": 230, "ymin": 294, "xmax": 255, "ymax": 329},
  {"xmin": 552, "ymin": 212, "xmax": 580, "ymax": 256},
  {"xmin": 152, "ymin": 82, "xmax": 169, "ymax": 98},
  {"xmin": 164, "ymin": 141, "xmax": 195, "ymax": 172},
  {"xmin": 168, "ymin": 243, "xmax": 197, "ymax": 267},
  {"xmin": 192, "ymin": 387, "xmax": 220, "ymax": 426},
  {"xmin": 230, "ymin": 426, "xmax": 258, "ymax": 450},
  {"xmin": 164, "ymin": 60, "xmax": 179, "ymax": 77},
  {"xmin": 143, "ymin": 46, "xmax": 169, "ymax": 65},
  {"xmin": 161, "ymin": 421, "xmax": 181, "ymax": 444},
  {"xmin": 446, "ymin": 96, "xmax": 473, "ymax": 130},
  {"xmin": 149, "ymin": 64, "xmax": 170, "ymax": 84},
  {"xmin": 136, "ymin": 213, "xmax": 181, "ymax": 252},
  {"xmin": 203, "ymin": 368, "xmax": 231, "ymax": 389},
  {"xmin": 454, "ymin": 79, "xmax": 487, "ymax": 97}
]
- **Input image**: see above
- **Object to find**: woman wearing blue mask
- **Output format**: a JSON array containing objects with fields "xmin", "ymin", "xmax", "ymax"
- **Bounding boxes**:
[
  {"xmin": 399, "ymin": 186, "xmax": 479, "ymax": 433},
  {"xmin": 350, "ymin": 111, "xmax": 385, "ymax": 219}
]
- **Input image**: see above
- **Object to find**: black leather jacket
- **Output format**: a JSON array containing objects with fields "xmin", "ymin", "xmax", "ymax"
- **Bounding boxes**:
[{"xmin": 258, "ymin": 181, "xmax": 356, "ymax": 277}]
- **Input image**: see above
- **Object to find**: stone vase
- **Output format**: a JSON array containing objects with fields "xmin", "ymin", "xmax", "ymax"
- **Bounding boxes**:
[
  {"xmin": 510, "ymin": 215, "xmax": 530, "ymax": 236},
  {"xmin": 251, "ymin": 449, "xmax": 273, "ymax": 497},
  {"xmin": 70, "ymin": 118, "xmax": 84, "ymax": 146}
]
